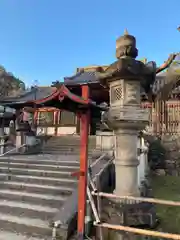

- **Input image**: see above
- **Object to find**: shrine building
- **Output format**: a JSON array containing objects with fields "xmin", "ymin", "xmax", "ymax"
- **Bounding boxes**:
[
  {"xmin": 1, "ymin": 57, "xmax": 180, "ymax": 137},
  {"xmin": 31, "ymin": 62, "xmax": 152, "ymax": 136}
]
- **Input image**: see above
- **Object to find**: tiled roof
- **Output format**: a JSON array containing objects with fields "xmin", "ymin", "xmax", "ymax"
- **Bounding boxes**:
[
  {"xmin": 1, "ymin": 87, "xmax": 56, "ymax": 103},
  {"xmin": 152, "ymin": 72, "xmax": 166, "ymax": 95},
  {"xmin": 64, "ymin": 71, "xmax": 99, "ymax": 84},
  {"xmin": 64, "ymin": 70, "xmax": 163, "ymax": 97}
]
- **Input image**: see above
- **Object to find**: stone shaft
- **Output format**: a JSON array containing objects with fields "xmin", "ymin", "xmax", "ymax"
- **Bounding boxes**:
[{"xmin": 115, "ymin": 129, "xmax": 139, "ymax": 196}]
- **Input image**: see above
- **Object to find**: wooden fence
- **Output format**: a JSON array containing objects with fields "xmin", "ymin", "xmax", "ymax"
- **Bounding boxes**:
[{"xmin": 142, "ymin": 100, "xmax": 180, "ymax": 136}]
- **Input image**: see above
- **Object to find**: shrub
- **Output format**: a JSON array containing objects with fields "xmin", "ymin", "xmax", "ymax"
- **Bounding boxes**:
[{"xmin": 148, "ymin": 138, "xmax": 166, "ymax": 170}]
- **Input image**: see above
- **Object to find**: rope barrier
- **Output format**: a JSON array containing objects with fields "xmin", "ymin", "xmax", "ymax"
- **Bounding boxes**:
[
  {"xmin": 94, "ymin": 222, "xmax": 180, "ymax": 240},
  {"xmin": 92, "ymin": 192, "xmax": 180, "ymax": 207}
]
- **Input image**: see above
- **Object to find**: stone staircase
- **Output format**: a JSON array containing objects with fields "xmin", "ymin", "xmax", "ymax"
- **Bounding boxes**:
[
  {"xmin": 41, "ymin": 135, "xmax": 96, "ymax": 155},
  {"xmin": 0, "ymin": 154, "xmax": 80, "ymax": 239},
  {"xmin": 0, "ymin": 135, "xmax": 113, "ymax": 239}
]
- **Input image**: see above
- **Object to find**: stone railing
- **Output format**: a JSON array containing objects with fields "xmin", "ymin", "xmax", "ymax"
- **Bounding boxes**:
[
  {"xmin": 36, "ymin": 126, "xmax": 77, "ymax": 136},
  {"xmin": 4, "ymin": 125, "xmax": 77, "ymax": 137},
  {"xmin": 137, "ymin": 136, "xmax": 149, "ymax": 191}
]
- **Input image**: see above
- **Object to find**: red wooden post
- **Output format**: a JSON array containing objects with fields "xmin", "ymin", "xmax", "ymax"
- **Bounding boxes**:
[
  {"xmin": 54, "ymin": 110, "xmax": 59, "ymax": 136},
  {"xmin": 77, "ymin": 85, "xmax": 90, "ymax": 239},
  {"xmin": 34, "ymin": 110, "xmax": 38, "ymax": 125}
]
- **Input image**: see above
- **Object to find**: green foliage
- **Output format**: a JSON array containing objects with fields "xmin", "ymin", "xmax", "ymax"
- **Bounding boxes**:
[
  {"xmin": 152, "ymin": 176, "xmax": 180, "ymax": 234},
  {"xmin": 16, "ymin": 78, "xmax": 25, "ymax": 89},
  {"xmin": 166, "ymin": 54, "xmax": 180, "ymax": 74},
  {"xmin": 0, "ymin": 65, "xmax": 26, "ymax": 97},
  {"xmin": 148, "ymin": 139, "xmax": 166, "ymax": 170}
]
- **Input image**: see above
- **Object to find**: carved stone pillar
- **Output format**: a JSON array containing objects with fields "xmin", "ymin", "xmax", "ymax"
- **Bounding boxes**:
[
  {"xmin": 108, "ymin": 78, "xmax": 148, "ymax": 197},
  {"xmin": 96, "ymin": 30, "xmax": 157, "ymax": 239}
]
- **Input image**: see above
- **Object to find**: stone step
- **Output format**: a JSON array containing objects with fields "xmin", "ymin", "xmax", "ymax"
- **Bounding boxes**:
[
  {"xmin": 0, "ymin": 157, "xmax": 80, "ymax": 166},
  {"xmin": 0, "ymin": 199, "xmax": 58, "ymax": 221},
  {"xmin": 44, "ymin": 144, "xmax": 80, "ymax": 148},
  {"xmin": 44, "ymin": 140, "xmax": 95, "ymax": 146},
  {"xmin": 45, "ymin": 138, "xmax": 79, "ymax": 142},
  {"xmin": 43, "ymin": 147, "xmax": 94, "ymax": 151},
  {"xmin": 0, "ymin": 230, "xmax": 51, "ymax": 240},
  {"xmin": 42, "ymin": 145, "xmax": 80, "ymax": 148},
  {"xmin": 39, "ymin": 153, "xmax": 76, "ymax": 157},
  {"xmin": 0, "ymin": 173, "xmax": 78, "ymax": 187},
  {"xmin": 0, "ymin": 153, "xmax": 82, "ymax": 239},
  {"xmin": 45, "ymin": 142, "xmax": 95, "ymax": 146},
  {"xmin": 0, "ymin": 181, "xmax": 74, "ymax": 196},
  {"xmin": 43, "ymin": 143, "xmax": 80, "ymax": 146},
  {"xmin": 44, "ymin": 143, "xmax": 95, "ymax": 147},
  {"xmin": 0, "ymin": 162, "xmax": 79, "ymax": 172},
  {"xmin": 0, "ymin": 167, "xmax": 73, "ymax": 178},
  {"xmin": 41, "ymin": 151, "xmax": 80, "ymax": 155},
  {"xmin": 40, "ymin": 149, "xmax": 96, "ymax": 153},
  {"xmin": 41, "ymin": 149, "xmax": 80, "ymax": 153},
  {"xmin": 42, "ymin": 145, "xmax": 95, "ymax": 148},
  {"xmin": 41, "ymin": 148, "xmax": 80, "ymax": 152},
  {"xmin": 0, "ymin": 213, "xmax": 51, "ymax": 238},
  {"xmin": 41, "ymin": 150, "xmax": 69, "ymax": 154},
  {"xmin": 0, "ymin": 189, "xmax": 67, "ymax": 207}
]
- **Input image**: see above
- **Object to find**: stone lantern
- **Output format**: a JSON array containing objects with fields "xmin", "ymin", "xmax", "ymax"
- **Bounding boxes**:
[
  {"xmin": 95, "ymin": 31, "xmax": 178, "ymax": 239},
  {"xmin": 97, "ymin": 30, "xmax": 156, "ymax": 198}
]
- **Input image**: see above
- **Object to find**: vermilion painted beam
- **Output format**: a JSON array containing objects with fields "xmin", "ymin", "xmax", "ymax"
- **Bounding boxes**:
[{"xmin": 77, "ymin": 85, "xmax": 90, "ymax": 239}]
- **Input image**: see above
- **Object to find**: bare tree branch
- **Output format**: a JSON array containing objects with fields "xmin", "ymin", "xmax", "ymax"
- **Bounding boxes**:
[{"xmin": 156, "ymin": 53, "xmax": 178, "ymax": 74}]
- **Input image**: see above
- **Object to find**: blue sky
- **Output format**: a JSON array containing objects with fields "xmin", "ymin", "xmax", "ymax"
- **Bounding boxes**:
[{"xmin": 0, "ymin": 0, "xmax": 179, "ymax": 86}]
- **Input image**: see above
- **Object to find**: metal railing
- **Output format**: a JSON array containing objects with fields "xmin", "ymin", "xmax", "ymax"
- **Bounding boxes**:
[
  {"xmin": 52, "ymin": 151, "xmax": 114, "ymax": 240},
  {"xmin": 60, "ymin": 136, "xmax": 180, "ymax": 240},
  {"xmin": 0, "ymin": 143, "xmax": 26, "ymax": 157}
]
